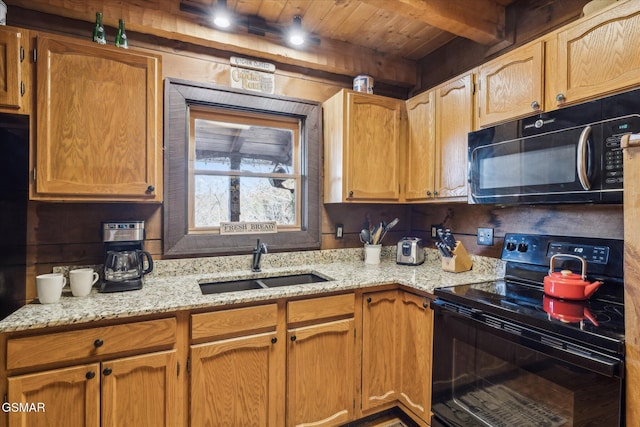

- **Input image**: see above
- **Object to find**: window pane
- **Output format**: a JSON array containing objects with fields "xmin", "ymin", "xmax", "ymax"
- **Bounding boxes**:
[
  {"xmin": 194, "ymin": 119, "xmax": 294, "ymax": 173},
  {"xmin": 193, "ymin": 175, "xmax": 297, "ymax": 228}
]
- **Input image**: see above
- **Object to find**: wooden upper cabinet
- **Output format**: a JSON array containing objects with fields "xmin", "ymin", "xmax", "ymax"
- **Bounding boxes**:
[
  {"xmin": 553, "ymin": 1, "xmax": 640, "ymax": 107},
  {"xmin": 404, "ymin": 90, "xmax": 436, "ymax": 202},
  {"xmin": 33, "ymin": 35, "xmax": 162, "ymax": 202},
  {"xmin": 435, "ymin": 73, "xmax": 473, "ymax": 201},
  {"xmin": 324, "ymin": 89, "xmax": 403, "ymax": 203},
  {"xmin": 0, "ymin": 26, "xmax": 26, "ymax": 112},
  {"xmin": 477, "ymin": 41, "xmax": 545, "ymax": 127}
]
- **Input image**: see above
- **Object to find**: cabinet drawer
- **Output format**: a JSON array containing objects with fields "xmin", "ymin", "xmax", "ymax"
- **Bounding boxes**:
[
  {"xmin": 191, "ymin": 304, "xmax": 278, "ymax": 341},
  {"xmin": 7, "ymin": 317, "xmax": 176, "ymax": 371},
  {"xmin": 288, "ymin": 293, "xmax": 354, "ymax": 325}
]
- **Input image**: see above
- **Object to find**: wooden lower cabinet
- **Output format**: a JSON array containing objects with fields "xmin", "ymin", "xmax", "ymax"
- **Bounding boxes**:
[
  {"xmin": 361, "ymin": 290, "xmax": 400, "ymax": 411},
  {"xmin": 361, "ymin": 290, "xmax": 433, "ymax": 425},
  {"xmin": 287, "ymin": 318, "xmax": 356, "ymax": 427},
  {"xmin": 397, "ymin": 293, "xmax": 433, "ymax": 421},
  {"xmin": 102, "ymin": 350, "xmax": 179, "ymax": 427},
  {"xmin": 7, "ymin": 350, "xmax": 178, "ymax": 427},
  {"xmin": 8, "ymin": 363, "xmax": 101, "ymax": 427},
  {"xmin": 190, "ymin": 331, "xmax": 282, "ymax": 426}
]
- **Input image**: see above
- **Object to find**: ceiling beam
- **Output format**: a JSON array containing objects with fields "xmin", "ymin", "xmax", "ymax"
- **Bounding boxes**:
[{"xmin": 359, "ymin": 0, "xmax": 506, "ymax": 45}]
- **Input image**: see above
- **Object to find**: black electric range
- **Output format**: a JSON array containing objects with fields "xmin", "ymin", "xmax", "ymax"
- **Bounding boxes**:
[{"xmin": 435, "ymin": 233, "xmax": 625, "ymax": 356}]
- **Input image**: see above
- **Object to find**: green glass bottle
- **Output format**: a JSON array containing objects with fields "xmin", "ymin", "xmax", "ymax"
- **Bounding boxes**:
[
  {"xmin": 92, "ymin": 12, "xmax": 106, "ymax": 45},
  {"xmin": 115, "ymin": 19, "xmax": 128, "ymax": 49}
]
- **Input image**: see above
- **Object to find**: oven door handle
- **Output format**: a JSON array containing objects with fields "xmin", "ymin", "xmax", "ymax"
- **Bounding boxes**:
[{"xmin": 577, "ymin": 125, "xmax": 592, "ymax": 190}]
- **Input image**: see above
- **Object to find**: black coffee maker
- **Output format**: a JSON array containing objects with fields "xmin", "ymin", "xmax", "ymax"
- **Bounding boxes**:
[{"xmin": 100, "ymin": 221, "xmax": 153, "ymax": 293}]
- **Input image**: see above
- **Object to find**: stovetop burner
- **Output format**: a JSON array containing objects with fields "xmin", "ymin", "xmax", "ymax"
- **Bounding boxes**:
[{"xmin": 434, "ymin": 233, "xmax": 625, "ymax": 355}]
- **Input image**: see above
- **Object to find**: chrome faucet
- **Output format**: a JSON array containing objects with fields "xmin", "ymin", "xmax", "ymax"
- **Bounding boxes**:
[{"xmin": 252, "ymin": 239, "xmax": 268, "ymax": 272}]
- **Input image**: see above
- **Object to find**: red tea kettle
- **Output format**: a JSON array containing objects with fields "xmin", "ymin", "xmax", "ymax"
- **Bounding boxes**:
[{"xmin": 543, "ymin": 254, "xmax": 602, "ymax": 300}]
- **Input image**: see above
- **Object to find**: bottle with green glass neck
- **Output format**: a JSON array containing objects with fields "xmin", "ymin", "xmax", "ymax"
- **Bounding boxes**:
[
  {"xmin": 115, "ymin": 19, "xmax": 128, "ymax": 49},
  {"xmin": 92, "ymin": 12, "xmax": 106, "ymax": 44}
]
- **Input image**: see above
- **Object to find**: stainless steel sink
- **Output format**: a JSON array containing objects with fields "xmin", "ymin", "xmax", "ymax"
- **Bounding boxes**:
[{"xmin": 199, "ymin": 273, "xmax": 330, "ymax": 295}]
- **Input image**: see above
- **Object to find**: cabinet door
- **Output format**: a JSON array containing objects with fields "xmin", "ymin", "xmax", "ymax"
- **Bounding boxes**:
[
  {"xmin": 101, "ymin": 350, "xmax": 179, "ymax": 427},
  {"xmin": 435, "ymin": 74, "xmax": 473, "ymax": 201},
  {"xmin": 555, "ymin": 1, "xmax": 640, "ymax": 106},
  {"xmin": 0, "ymin": 27, "xmax": 23, "ymax": 110},
  {"xmin": 345, "ymin": 92, "xmax": 402, "ymax": 201},
  {"xmin": 8, "ymin": 363, "xmax": 100, "ymax": 427},
  {"xmin": 191, "ymin": 332, "xmax": 282, "ymax": 427},
  {"xmin": 405, "ymin": 90, "xmax": 436, "ymax": 202},
  {"xmin": 361, "ymin": 290, "xmax": 399, "ymax": 412},
  {"xmin": 397, "ymin": 293, "xmax": 433, "ymax": 422},
  {"xmin": 477, "ymin": 42, "xmax": 544, "ymax": 127},
  {"xmin": 287, "ymin": 318, "xmax": 355, "ymax": 427},
  {"xmin": 34, "ymin": 36, "xmax": 162, "ymax": 202}
]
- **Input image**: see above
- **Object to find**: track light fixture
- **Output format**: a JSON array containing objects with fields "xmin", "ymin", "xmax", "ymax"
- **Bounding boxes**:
[
  {"xmin": 213, "ymin": 0, "xmax": 231, "ymax": 29},
  {"xmin": 288, "ymin": 15, "xmax": 306, "ymax": 46}
]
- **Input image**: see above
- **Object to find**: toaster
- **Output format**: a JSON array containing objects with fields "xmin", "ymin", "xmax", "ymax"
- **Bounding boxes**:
[{"xmin": 396, "ymin": 237, "xmax": 425, "ymax": 265}]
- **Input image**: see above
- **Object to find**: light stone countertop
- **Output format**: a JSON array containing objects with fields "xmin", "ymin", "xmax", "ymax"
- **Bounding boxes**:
[{"xmin": 0, "ymin": 247, "xmax": 504, "ymax": 333}]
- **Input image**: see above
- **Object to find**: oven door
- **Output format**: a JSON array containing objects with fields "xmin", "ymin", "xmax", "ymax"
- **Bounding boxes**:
[
  {"xmin": 431, "ymin": 300, "xmax": 624, "ymax": 427},
  {"xmin": 468, "ymin": 123, "xmax": 605, "ymax": 205}
]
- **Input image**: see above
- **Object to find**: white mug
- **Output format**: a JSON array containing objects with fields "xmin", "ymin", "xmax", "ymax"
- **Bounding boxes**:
[
  {"xmin": 36, "ymin": 273, "xmax": 66, "ymax": 304},
  {"xmin": 69, "ymin": 268, "xmax": 99, "ymax": 297}
]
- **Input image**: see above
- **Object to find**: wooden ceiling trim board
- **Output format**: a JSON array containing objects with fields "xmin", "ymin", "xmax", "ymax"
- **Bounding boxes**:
[
  {"xmin": 7, "ymin": 0, "xmax": 417, "ymax": 86},
  {"xmin": 359, "ymin": 0, "xmax": 506, "ymax": 45}
]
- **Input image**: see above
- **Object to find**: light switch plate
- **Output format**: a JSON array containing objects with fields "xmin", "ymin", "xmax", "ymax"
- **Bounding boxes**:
[
  {"xmin": 335, "ymin": 224, "xmax": 344, "ymax": 239},
  {"xmin": 477, "ymin": 227, "xmax": 494, "ymax": 246}
]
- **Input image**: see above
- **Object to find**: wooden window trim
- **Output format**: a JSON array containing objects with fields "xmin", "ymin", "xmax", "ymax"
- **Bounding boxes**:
[{"xmin": 163, "ymin": 78, "xmax": 321, "ymax": 256}]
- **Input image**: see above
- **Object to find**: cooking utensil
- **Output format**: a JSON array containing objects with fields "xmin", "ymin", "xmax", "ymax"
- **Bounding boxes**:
[
  {"xmin": 543, "ymin": 254, "xmax": 603, "ymax": 300},
  {"xmin": 371, "ymin": 223, "xmax": 383, "ymax": 245},
  {"xmin": 379, "ymin": 217, "xmax": 399, "ymax": 243},
  {"xmin": 360, "ymin": 229, "xmax": 371, "ymax": 244}
]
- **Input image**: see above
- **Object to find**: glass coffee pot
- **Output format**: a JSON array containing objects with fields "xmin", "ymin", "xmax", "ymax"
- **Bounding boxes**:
[{"xmin": 103, "ymin": 250, "xmax": 153, "ymax": 291}]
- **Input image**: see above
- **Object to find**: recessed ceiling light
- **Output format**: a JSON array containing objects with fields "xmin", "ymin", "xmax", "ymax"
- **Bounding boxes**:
[
  {"xmin": 213, "ymin": 0, "xmax": 231, "ymax": 29},
  {"xmin": 288, "ymin": 15, "xmax": 306, "ymax": 46}
]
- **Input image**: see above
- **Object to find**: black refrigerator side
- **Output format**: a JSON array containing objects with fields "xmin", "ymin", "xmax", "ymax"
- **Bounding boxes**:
[{"xmin": 0, "ymin": 114, "xmax": 28, "ymax": 320}]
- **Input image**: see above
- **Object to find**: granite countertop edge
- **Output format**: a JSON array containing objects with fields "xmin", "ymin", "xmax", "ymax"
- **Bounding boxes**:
[{"xmin": 0, "ymin": 247, "xmax": 504, "ymax": 333}]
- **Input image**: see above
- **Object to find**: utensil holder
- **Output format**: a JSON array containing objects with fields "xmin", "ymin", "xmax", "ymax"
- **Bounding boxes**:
[{"xmin": 441, "ymin": 241, "xmax": 473, "ymax": 273}]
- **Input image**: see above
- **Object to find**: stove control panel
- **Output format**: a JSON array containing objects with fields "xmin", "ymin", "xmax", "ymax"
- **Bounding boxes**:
[
  {"xmin": 501, "ymin": 233, "xmax": 623, "ymax": 279},
  {"xmin": 547, "ymin": 242, "xmax": 609, "ymax": 265}
]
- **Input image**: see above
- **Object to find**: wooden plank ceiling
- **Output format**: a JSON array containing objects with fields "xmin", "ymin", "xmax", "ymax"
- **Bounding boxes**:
[
  {"xmin": 183, "ymin": 0, "xmax": 512, "ymax": 61},
  {"xmin": 8, "ymin": 0, "xmax": 516, "ymax": 87}
]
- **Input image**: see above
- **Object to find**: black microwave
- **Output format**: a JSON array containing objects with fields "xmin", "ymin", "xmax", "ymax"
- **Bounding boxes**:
[{"xmin": 468, "ymin": 88, "xmax": 640, "ymax": 205}]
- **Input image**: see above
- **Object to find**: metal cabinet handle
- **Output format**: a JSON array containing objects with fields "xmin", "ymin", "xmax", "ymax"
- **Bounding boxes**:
[
  {"xmin": 366, "ymin": 297, "xmax": 372, "ymax": 303},
  {"xmin": 556, "ymin": 93, "xmax": 566, "ymax": 103},
  {"xmin": 103, "ymin": 367, "xmax": 112, "ymax": 376},
  {"xmin": 531, "ymin": 100, "xmax": 540, "ymax": 110},
  {"xmin": 433, "ymin": 191, "xmax": 438, "ymax": 197},
  {"xmin": 423, "ymin": 300, "xmax": 429, "ymax": 309},
  {"xmin": 94, "ymin": 339, "xmax": 104, "ymax": 348},
  {"xmin": 348, "ymin": 191, "xmax": 354, "ymax": 198},
  {"xmin": 146, "ymin": 185, "xmax": 155, "ymax": 193},
  {"xmin": 426, "ymin": 191, "xmax": 432, "ymax": 197},
  {"xmin": 85, "ymin": 371, "xmax": 96, "ymax": 380},
  {"xmin": 290, "ymin": 335, "xmax": 297, "ymax": 342},
  {"xmin": 271, "ymin": 337, "xmax": 277, "ymax": 344}
]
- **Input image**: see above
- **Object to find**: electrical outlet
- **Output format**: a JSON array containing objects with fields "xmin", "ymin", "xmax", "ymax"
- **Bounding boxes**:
[
  {"xmin": 477, "ymin": 227, "xmax": 494, "ymax": 246},
  {"xmin": 431, "ymin": 224, "xmax": 443, "ymax": 239},
  {"xmin": 335, "ymin": 224, "xmax": 344, "ymax": 239}
]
